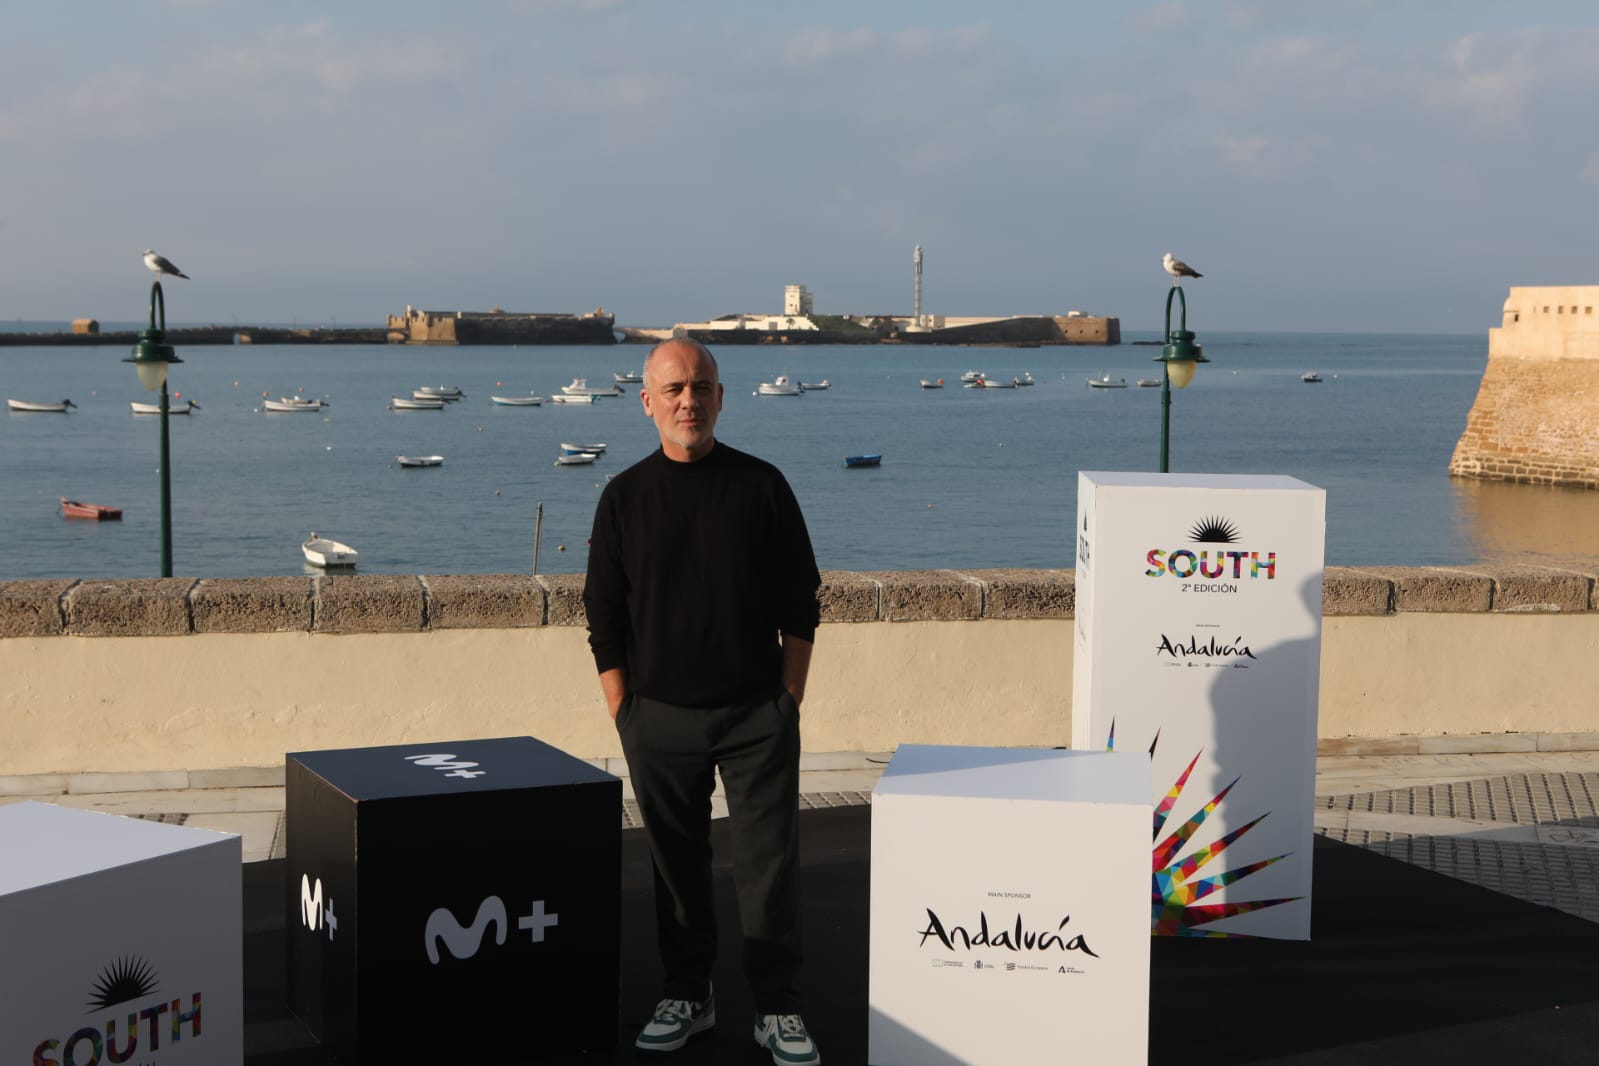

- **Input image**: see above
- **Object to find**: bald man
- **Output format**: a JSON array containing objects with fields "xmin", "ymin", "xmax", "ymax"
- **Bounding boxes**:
[{"xmin": 584, "ymin": 339, "xmax": 822, "ymax": 1065}]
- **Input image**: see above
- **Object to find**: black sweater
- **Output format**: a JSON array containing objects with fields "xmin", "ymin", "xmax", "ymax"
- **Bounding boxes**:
[{"xmin": 584, "ymin": 442, "xmax": 821, "ymax": 708}]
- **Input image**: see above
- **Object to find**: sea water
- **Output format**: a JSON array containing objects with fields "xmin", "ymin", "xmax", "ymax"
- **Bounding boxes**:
[{"xmin": 3, "ymin": 332, "xmax": 1597, "ymax": 581}]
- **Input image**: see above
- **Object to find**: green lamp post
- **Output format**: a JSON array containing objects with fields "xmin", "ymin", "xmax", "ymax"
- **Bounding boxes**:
[
  {"xmin": 1156, "ymin": 284, "xmax": 1209, "ymax": 473},
  {"xmin": 124, "ymin": 282, "xmax": 183, "ymax": 577}
]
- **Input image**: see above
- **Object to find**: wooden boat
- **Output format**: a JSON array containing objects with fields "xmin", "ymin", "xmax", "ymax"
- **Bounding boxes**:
[
  {"xmin": 61, "ymin": 498, "xmax": 122, "ymax": 520},
  {"xmin": 414, "ymin": 385, "xmax": 463, "ymax": 399},
  {"xmin": 1087, "ymin": 374, "xmax": 1128, "ymax": 389},
  {"xmin": 549, "ymin": 393, "xmax": 595, "ymax": 405},
  {"xmin": 1136, "ymin": 378, "xmax": 1162, "ymax": 388},
  {"xmin": 799, "ymin": 379, "xmax": 831, "ymax": 391},
  {"xmin": 490, "ymin": 394, "xmax": 543, "ymax": 406},
  {"xmin": 757, "ymin": 375, "xmax": 802, "ymax": 396},
  {"xmin": 560, "ymin": 442, "xmax": 607, "ymax": 454},
  {"xmin": 844, "ymin": 454, "xmax": 882, "ymax": 468},
  {"xmin": 302, "ymin": 532, "xmax": 358, "ymax": 568},
  {"xmin": 8, "ymin": 398, "xmax": 76, "ymax": 413},
  {"xmin": 554, "ymin": 452, "xmax": 599, "ymax": 466},
  {"xmin": 919, "ymin": 378, "xmax": 945, "ymax": 389},
  {"xmin": 389, "ymin": 396, "xmax": 446, "ymax": 410},
  {"xmin": 1301, "ymin": 372, "xmax": 1323, "ymax": 383},
  {"xmin": 397, "ymin": 455, "xmax": 444, "ymax": 468},
  {"xmin": 263, "ymin": 397, "xmax": 324, "ymax": 412},
  {"xmin": 613, "ymin": 370, "xmax": 644, "ymax": 384},
  {"xmin": 561, "ymin": 377, "xmax": 622, "ymax": 398},
  {"xmin": 131, "ymin": 400, "xmax": 199, "ymax": 414}
]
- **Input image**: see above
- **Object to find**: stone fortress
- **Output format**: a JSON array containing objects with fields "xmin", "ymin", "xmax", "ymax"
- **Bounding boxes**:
[{"xmin": 1451, "ymin": 285, "xmax": 1599, "ymax": 488}]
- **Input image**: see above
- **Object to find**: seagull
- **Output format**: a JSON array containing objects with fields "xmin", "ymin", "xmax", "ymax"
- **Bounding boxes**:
[
  {"xmin": 143, "ymin": 250, "xmax": 190, "ymax": 280},
  {"xmin": 1162, "ymin": 252, "xmax": 1202, "ymax": 285}
]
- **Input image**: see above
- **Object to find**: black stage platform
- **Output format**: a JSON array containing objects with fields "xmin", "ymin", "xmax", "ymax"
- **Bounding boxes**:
[{"xmin": 244, "ymin": 806, "xmax": 1599, "ymax": 1064}]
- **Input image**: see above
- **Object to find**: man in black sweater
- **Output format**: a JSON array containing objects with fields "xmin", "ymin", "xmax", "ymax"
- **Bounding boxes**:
[{"xmin": 584, "ymin": 338, "xmax": 823, "ymax": 1065}]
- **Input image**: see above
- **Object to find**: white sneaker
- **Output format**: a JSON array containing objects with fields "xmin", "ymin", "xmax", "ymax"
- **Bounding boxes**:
[
  {"xmin": 754, "ymin": 1013, "xmax": 820, "ymax": 1066},
  {"xmin": 635, "ymin": 986, "xmax": 715, "ymax": 1053}
]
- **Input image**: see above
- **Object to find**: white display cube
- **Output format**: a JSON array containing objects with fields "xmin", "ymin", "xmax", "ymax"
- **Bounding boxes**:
[
  {"xmin": 869, "ymin": 745, "xmax": 1150, "ymax": 1066},
  {"xmin": 1072, "ymin": 471, "xmax": 1325, "ymax": 939},
  {"xmin": 0, "ymin": 801, "xmax": 242, "ymax": 1066}
]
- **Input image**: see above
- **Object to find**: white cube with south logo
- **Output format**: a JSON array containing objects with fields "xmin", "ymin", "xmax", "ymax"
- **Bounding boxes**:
[{"xmin": 1, "ymin": 801, "xmax": 242, "ymax": 1066}]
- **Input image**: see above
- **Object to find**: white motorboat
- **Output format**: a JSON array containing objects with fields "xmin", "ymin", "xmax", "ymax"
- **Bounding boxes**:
[
  {"xmin": 550, "ymin": 394, "xmax": 595, "ymax": 405},
  {"xmin": 561, "ymin": 377, "xmax": 622, "ymax": 398},
  {"xmin": 1301, "ymin": 371, "xmax": 1323, "ymax": 383},
  {"xmin": 412, "ymin": 388, "xmax": 463, "ymax": 402},
  {"xmin": 1014, "ymin": 372, "xmax": 1035, "ymax": 387},
  {"xmin": 958, "ymin": 370, "xmax": 987, "ymax": 384},
  {"xmin": 131, "ymin": 400, "xmax": 199, "ymax": 414},
  {"xmin": 302, "ymin": 532, "xmax": 358, "ymax": 568},
  {"xmin": 613, "ymin": 370, "xmax": 644, "ymax": 384},
  {"xmin": 390, "ymin": 396, "xmax": 446, "ymax": 410},
  {"xmin": 8, "ymin": 398, "xmax": 76, "ymax": 413},
  {"xmin": 263, "ymin": 396, "xmax": 324, "ymax": 413},
  {"xmin": 976, "ymin": 377, "xmax": 1016, "ymax": 389},
  {"xmin": 397, "ymin": 455, "xmax": 444, "ymax": 468},
  {"xmin": 1087, "ymin": 373, "xmax": 1128, "ymax": 389},
  {"xmin": 919, "ymin": 378, "xmax": 945, "ymax": 389},
  {"xmin": 560, "ymin": 441, "xmax": 607, "ymax": 454},
  {"xmin": 490, "ymin": 394, "xmax": 543, "ymax": 406},
  {"xmin": 799, "ymin": 379, "xmax": 831, "ymax": 391},
  {"xmin": 757, "ymin": 375, "xmax": 802, "ymax": 397},
  {"xmin": 1137, "ymin": 378, "xmax": 1162, "ymax": 388},
  {"xmin": 554, "ymin": 452, "xmax": 599, "ymax": 466},
  {"xmin": 414, "ymin": 385, "xmax": 464, "ymax": 399}
]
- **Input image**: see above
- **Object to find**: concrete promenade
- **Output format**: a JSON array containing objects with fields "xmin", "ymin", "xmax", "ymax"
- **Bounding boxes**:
[{"xmin": 7, "ymin": 741, "xmax": 1597, "ymax": 926}]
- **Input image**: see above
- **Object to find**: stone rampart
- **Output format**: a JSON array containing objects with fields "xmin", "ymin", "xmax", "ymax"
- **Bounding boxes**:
[
  {"xmin": 2, "ymin": 567, "xmax": 1596, "ymax": 777},
  {"xmin": 1450, "ymin": 285, "xmax": 1599, "ymax": 487}
]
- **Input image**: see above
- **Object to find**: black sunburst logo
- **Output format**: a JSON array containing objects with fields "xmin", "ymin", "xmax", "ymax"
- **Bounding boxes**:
[
  {"xmin": 86, "ymin": 955, "xmax": 159, "ymax": 1011},
  {"xmin": 1188, "ymin": 516, "xmax": 1241, "ymax": 543}
]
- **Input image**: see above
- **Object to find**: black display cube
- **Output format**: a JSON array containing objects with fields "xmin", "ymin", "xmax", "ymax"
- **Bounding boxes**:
[{"xmin": 285, "ymin": 736, "xmax": 621, "ymax": 1063}]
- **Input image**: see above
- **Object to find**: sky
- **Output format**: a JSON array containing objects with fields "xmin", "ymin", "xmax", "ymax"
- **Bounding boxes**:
[{"xmin": 2, "ymin": 0, "xmax": 1596, "ymax": 334}]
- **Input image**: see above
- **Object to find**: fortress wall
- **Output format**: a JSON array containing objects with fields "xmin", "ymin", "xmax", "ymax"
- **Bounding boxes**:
[
  {"xmin": 1, "ymin": 566, "xmax": 1595, "ymax": 776},
  {"xmin": 1450, "ymin": 286, "xmax": 1599, "ymax": 487}
]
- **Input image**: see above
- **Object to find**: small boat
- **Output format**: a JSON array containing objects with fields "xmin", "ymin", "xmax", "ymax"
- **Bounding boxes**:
[
  {"xmin": 490, "ymin": 394, "xmax": 543, "ymax": 406},
  {"xmin": 799, "ymin": 379, "xmax": 831, "ymax": 391},
  {"xmin": 919, "ymin": 378, "xmax": 945, "ymax": 389},
  {"xmin": 396, "ymin": 455, "xmax": 444, "ymax": 468},
  {"xmin": 131, "ymin": 400, "xmax": 200, "ymax": 414},
  {"xmin": 414, "ymin": 385, "xmax": 464, "ymax": 399},
  {"xmin": 979, "ymin": 377, "xmax": 1016, "ymax": 389},
  {"xmin": 263, "ymin": 397, "xmax": 324, "ymax": 413},
  {"xmin": 844, "ymin": 454, "xmax": 882, "ymax": 468},
  {"xmin": 1136, "ymin": 378, "xmax": 1162, "ymax": 388},
  {"xmin": 390, "ymin": 396, "xmax": 446, "ymax": 410},
  {"xmin": 1014, "ymin": 372, "xmax": 1035, "ymax": 387},
  {"xmin": 757, "ymin": 375, "xmax": 802, "ymax": 397},
  {"xmin": 561, "ymin": 377, "xmax": 622, "ymax": 398},
  {"xmin": 1087, "ymin": 374, "xmax": 1128, "ymax": 389},
  {"xmin": 560, "ymin": 441, "xmax": 607, "ymax": 454},
  {"xmin": 61, "ymin": 498, "xmax": 122, "ymax": 520},
  {"xmin": 1301, "ymin": 371, "xmax": 1323, "ymax": 383},
  {"xmin": 613, "ymin": 370, "xmax": 644, "ymax": 384},
  {"xmin": 555, "ymin": 452, "xmax": 599, "ymax": 466},
  {"xmin": 958, "ymin": 370, "xmax": 986, "ymax": 384},
  {"xmin": 8, "ymin": 398, "xmax": 76, "ymax": 413},
  {"xmin": 412, "ymin": 388, "xmax": 463, "ymax": 402},
  {"xmin": 550, "ymin": 393, "xmax": 595, "ymax": 405},
  {"xmin": 302, "ymin": 532, "xmax": 357, "ymax": 568}
]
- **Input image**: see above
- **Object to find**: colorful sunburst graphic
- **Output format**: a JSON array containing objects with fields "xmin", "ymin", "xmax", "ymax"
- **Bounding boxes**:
[
  {"xmin": 1108, "ymin": 721, "xmax": 1300, "ymax": 937},
  {"xmin": 86, "ymin": 955, "xmax": 159, "ymax": 1011}
]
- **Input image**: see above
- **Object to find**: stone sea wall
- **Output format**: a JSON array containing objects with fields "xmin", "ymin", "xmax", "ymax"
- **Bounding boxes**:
[
  {"xmin": 2, "ymin": 566, "xmax": 1597, "ymax": 776},
  {"xmin": 1450, "ymin": 285, "xmax": 1599, "ymax": 488}
]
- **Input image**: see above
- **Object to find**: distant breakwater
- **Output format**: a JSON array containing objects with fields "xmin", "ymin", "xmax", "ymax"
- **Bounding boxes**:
[{"xmin": 0, "ymin": 325, "xmax": 392, "ymax": 347}]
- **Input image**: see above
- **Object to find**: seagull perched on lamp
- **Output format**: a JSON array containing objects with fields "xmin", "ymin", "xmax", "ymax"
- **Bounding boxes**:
[
  {"xmin": 143, "ymin": 249, "xmax": 190, "ymax": 280},
  {"xmin": 1162, "ymin": 252, "xmax": 1202, "ymax": 285}
]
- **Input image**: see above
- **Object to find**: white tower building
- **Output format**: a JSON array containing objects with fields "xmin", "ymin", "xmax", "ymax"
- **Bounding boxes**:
[{"xmin": 914, "ymin": 245, "xmax": 923, "ymax": 324}]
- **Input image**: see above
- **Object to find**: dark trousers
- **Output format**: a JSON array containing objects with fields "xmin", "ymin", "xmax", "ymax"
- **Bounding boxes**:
[{"xmin": 616, "ymin": 689, "xmax": 804, "ymax": 1014}]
